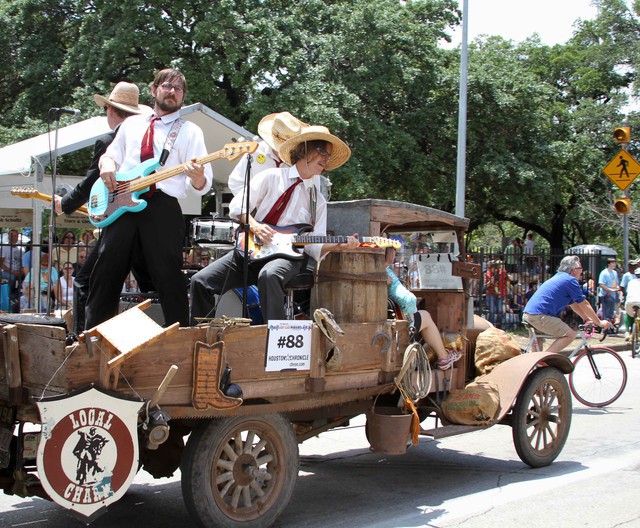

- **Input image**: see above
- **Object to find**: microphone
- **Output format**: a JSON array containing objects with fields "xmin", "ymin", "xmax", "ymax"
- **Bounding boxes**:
[{"xmin": 49, "ymin": 107, "xmax": 82, "ymax": 117}]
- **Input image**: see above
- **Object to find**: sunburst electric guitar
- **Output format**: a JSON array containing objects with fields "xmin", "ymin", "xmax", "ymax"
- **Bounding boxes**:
[
  {"xmin": 236, "ymin": 223, "xmax": 402, "ymax": 262},
  {"xmin": 11, "ymin": 187, "xmax": 89, "ymax": 216},
  {"xmin": 87, "ymin": 141, "xmax": 258, "ymax": 228}
]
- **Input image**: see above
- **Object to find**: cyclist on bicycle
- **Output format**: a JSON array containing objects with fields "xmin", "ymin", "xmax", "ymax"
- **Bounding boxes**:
[{"xmin": 523, "ymin": 255, "xmax": 611, "ymax": 353}]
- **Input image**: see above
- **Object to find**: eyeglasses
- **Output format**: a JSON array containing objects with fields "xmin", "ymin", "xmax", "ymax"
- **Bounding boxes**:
[
  {"xmin": 159, "ymin": 82, "xmax": 184, "ymax": 93},
  {"xmin": 64, "ymin": 267, "xmax": 74, "ymax": 271},
  {"xmin": 314, "ymin": 147, "xmax": 332, "ymax": 161},
  {"xmin": 103, "ymin": 105, "xmax": 109, "ymax": 112}
]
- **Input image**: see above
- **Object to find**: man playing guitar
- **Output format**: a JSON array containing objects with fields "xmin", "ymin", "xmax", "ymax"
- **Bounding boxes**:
[
  {"xmin": 190, "ymin": 125, "xmax": 356, "ymax": 323},
  {"xmin": 85, "ymin": 69, "xmax": 212, "ymax": 329}
]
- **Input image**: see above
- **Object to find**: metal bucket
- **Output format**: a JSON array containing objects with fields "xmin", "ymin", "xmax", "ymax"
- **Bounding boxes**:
[{"xmin": 366, "ymin": 406, "xmax": 413, "ymax": 455}]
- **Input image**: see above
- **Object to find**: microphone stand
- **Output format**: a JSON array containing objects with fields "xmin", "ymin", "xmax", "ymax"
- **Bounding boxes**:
[
  {"xmin": 241, "ymin": 155, "xmax": 252, "ymax": 319},
  {"xmin": 45, "ymin": 108, "xmax": 64, "ymax": 316}
]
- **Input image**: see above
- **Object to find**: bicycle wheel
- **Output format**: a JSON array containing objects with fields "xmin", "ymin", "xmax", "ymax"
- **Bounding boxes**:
[
  {"xmin": 569, "ymin": 347, "xmax": 627, "ymax": 407},
  {"xmin": 632, "ymin": 320, "xmax": 640, "ymax": 359}
]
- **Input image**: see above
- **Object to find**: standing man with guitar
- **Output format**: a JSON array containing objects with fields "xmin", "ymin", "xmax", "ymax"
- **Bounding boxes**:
[
  {"xmin": 190, "ymin": 125, "xmax": 354, "ymax": 323},
  {"xmin": 52, "ymin": 81, "xmax": 145, "ymax": 333},
  {"xmin": 85, "ymin": 69, "xmax": 212, "ymax": 329}
]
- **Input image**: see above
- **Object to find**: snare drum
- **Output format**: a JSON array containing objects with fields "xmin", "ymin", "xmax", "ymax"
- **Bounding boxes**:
[
  {"xmin": 215, "ymin": 286, "xmax": 263, "ymax": 325},
  {"xmin": 191, "ymin": 218, "xmax": 237, "ymax": 247}
]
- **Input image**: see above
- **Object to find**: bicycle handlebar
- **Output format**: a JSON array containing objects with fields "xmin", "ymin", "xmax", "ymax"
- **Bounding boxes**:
[{"xmin": 578, "ymin": 323, "xmax": 603, "ymax": 341}]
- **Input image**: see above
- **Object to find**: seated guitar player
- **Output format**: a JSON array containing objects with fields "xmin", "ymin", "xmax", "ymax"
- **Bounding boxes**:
[{"xmin": 189, "ymin": 125, "xmax": 358, "ymax": 324}]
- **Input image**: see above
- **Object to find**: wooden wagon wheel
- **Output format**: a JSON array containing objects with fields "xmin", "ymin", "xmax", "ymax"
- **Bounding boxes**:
[
  {"xmin": 181, "ymin": 413, "xmax": 298, "ymax": 527},
  {"xmin": 511, "ymin": 367, "xmax": 572, "ymax": 468}
]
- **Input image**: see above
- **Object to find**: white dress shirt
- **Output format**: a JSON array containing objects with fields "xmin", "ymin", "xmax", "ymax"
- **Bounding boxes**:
[
  {"xmin": 227, "ymin": 141, "xmax": 285, "ymax": 196},
  {"xmin": 228, "ymin": 165, "xmax": 326, "ymax": 261},
  {"xmin": 625, "ymin": 277, "xmax": 640, "ymax": 316},
  {"xmin": 102, "ymin": 110, "xmax": 213, "ymax": 199}
]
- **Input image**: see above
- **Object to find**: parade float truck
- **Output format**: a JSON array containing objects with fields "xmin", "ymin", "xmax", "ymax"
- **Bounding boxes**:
[{"xmin": 0, "ymin": 199, "xmax": 573, "ymax": 527}]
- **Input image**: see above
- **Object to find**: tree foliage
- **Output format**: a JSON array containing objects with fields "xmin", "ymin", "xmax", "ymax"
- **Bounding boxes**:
[{"xmin": 1, "ymin": 0, "xmax": 640, "ymax": 253}]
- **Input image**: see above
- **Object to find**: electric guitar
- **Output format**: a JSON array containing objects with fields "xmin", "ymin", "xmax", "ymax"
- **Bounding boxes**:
[
  {"xmin": 11, "ymin": 187, "xmax": 89, "ymax": 216},
  {"xmin": 87, "ymin": 141, "xmax": 258, "ymax": 228},
  {"xmin": 236, "ymin": 223, "xmax": 402, "ymax": 262}
]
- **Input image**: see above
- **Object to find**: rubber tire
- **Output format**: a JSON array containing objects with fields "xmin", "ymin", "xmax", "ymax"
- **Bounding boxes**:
[
  {"xmin": 512, "ymin": 367, "xmax": 572, "ymax": 468},
  {"xmin": 181, "ymin": 414, "xmax": 299, "ymax": 528},
  {"xmin": 569, "ymin": 347, "xmax": 627, "ymax": 408},
  {"xmin": 632, "ymin": 322, "xmax": 639, "ymax": 359}
]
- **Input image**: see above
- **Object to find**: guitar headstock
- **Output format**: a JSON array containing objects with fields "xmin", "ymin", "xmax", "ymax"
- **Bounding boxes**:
[
  {"xmin": 223, "ymin": 142, "xmax": 259, "ymax": 161},
  {"xmin": 11, "ymin": 187, "xmax": 39, "ymax": 198},
  {"xmin": 371, "ymin": 237, "xmax": 402, "ymax": 250}
]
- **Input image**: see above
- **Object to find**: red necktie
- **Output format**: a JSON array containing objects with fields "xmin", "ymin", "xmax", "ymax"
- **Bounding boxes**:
[
  {"xmin": 262, "ymin": 178, "xmax": 302, "ymax": 225},
  {"xmin": 140, "ymin": 117, "xmax": 160, "ymax": 162}
]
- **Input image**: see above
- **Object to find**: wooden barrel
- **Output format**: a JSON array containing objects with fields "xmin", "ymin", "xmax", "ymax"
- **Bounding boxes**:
[{"xmin": 313, "ymin": 248, "xmax": 388, "ymax": 323}]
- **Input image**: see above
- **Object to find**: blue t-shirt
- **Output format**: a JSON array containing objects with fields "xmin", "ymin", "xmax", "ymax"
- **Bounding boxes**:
[{"xmin": 524, "ymin": 271, "xmax": 585, "ymax": 317}]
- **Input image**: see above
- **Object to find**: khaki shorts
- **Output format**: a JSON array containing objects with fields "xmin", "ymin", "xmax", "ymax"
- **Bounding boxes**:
[{"xmin": 523, "ymin": 313, "xmax": 569, "ymax": 338}]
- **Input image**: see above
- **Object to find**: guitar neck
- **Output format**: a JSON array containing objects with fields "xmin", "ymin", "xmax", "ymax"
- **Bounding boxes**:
[
  {"xmin": 292, "ymin": 235, "xmax": 374, "ymax": 245},
  {"xmin": 128, "ymin": 150, "xmax": 225, "ymax": 192},
  {"xmin": 11, "ymin": 188, "xmax": 89, "ymax": 216}
]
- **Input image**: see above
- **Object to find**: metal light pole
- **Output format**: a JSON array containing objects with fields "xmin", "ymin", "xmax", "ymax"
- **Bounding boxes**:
[{"xmin": 455, "ymin": 0, "xmax": 469, "ymax": 218}]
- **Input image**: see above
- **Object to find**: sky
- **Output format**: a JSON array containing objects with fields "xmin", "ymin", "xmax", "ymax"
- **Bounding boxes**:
[{"xmin": 447, "ymin": 0, "xmax": 599, "ymax": 46}]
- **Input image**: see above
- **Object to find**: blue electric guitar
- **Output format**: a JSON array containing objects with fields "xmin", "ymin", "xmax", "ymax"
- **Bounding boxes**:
[{"xmin": 87, "ymin": 141, "xmax": 258, "ymax": 228}]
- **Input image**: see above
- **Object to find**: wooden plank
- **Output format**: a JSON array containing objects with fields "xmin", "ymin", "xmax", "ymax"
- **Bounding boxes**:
[
  {"xmin": 421, "ymin": 423, "xmax": 487, "ymax": 439},
  {"xmin": 329, "ymin": 322, "xmax": 390, "ymax": 372},
  {"xmin": 3, "ymin": 325, "xmax": 22, "ymax": 404},
  {"xmin": 324, "ymin": 370, "xmax": 381, "ymax": 391},
  {"xmin": 308, "ymin": 325, "xmax": 326, "ymax": 392},
  {"xmin": 381, "ymin": 320, "xmax": 409, "ymax": 372},
  {"xmin": 18, "ymin": 327, "xmax": 71, "ymax": 388}
]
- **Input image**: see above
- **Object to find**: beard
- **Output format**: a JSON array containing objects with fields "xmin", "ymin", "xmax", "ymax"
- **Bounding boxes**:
[{"xmin": 155, "ymin": 95, "xmax": 181, "ymax": 113}]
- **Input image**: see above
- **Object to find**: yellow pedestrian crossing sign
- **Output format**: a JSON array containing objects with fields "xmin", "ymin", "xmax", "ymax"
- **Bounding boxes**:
[{"xmin": 603, "ymin": 149, "xmax": 640, "ymax": 191}]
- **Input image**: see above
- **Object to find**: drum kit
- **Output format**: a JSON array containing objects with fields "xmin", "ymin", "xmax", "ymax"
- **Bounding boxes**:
[
  {"xmin": 191, "ymin": 216, "xmax": 238, "ymax": 258},
  {"xmin": 190, "ymin": 216, "xmax": 264, "ymax": 322}
]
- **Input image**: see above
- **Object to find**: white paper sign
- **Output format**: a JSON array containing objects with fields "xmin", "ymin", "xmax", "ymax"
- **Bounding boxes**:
[
  {"xmin": 415, "ymin": 256, "xmax": 463, "ymax": 290},
  {"xmin": 265, "ymin": 320, "xmax": 312, "ymax": 371}
]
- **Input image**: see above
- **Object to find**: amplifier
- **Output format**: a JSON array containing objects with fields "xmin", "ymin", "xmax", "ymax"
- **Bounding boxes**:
[{"xmin": 118, "ymin": 293, "xmax": 164, "ymax": 326}]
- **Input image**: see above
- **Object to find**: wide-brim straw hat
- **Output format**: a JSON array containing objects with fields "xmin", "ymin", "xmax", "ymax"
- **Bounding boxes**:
[
  {"xmin": 94, "ymin": 82, "xmax": 142, "ymax": 115},
  {"xmin": 258, "ymin": 112, "xmax": 308, "ymax": 152},
  {"xmin": 278, "ymin": 125, "xmax": 351, "ymax": 171}
]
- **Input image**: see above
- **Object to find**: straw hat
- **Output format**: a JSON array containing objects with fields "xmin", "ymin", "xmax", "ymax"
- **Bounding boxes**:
[
  {"xmin": 278, "ymin": 125, "xmax": 351, "ymax": 171},
  {"xmin": 258, "ymin": 112, "xmax": 308, "ymax": 152},
  {"xmin": 94, "ymin": 82, "xmax": 142, "ymax": 115}
]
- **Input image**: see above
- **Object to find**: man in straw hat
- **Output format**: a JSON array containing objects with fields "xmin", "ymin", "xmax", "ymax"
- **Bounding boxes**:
[
  {"xmin": 54, "ymin": 82, "xmax": 143, "ymax": 216},
  {"xmin": 53, "ymin": 81, "xmax": 150, "ymax": 333},
  {"xmin": 86, "ymin": 68, "xmax": 212, "ymax": 329},
  {"xmin": 190, "ymin": 124, "xmax": 356, "ymax": 323},
  {"xmin": 227, "ymin": 111, "xmax": 306, "ymax": 196}
]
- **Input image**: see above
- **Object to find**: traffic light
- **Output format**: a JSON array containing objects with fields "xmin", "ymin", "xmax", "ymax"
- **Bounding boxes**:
[
  {"xmin": 614, "ymin": 197, "xmax": 631, "ymax": 214},
  {"xmin": 614, "ymin": 126, "xmax": 631, "ymax": 144}
]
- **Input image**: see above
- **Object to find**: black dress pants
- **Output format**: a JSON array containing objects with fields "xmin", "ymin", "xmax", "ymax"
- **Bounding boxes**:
[{"xmin": 85, "ymin": 191, "xmax": 188, "ymax": 329}]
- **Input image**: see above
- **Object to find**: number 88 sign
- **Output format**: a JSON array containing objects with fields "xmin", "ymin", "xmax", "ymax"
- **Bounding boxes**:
[{"xmin": 265, "ymin": 320, "xmax": 312, "ymax": 371}]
